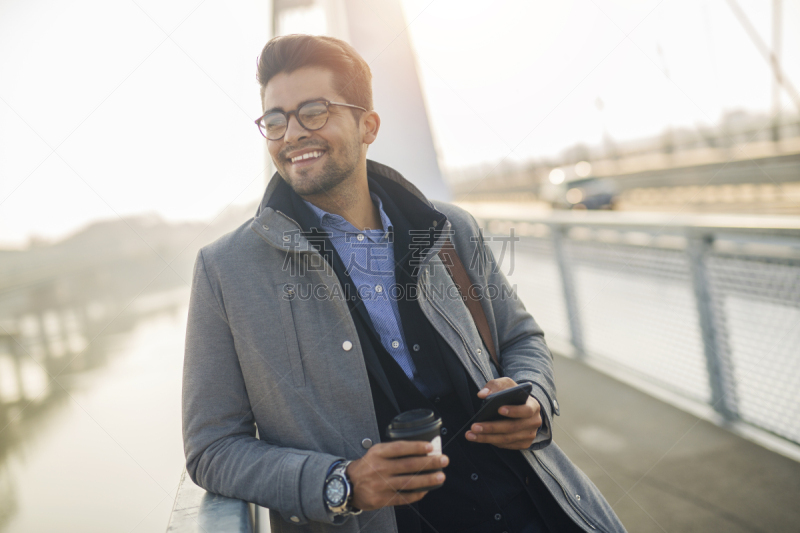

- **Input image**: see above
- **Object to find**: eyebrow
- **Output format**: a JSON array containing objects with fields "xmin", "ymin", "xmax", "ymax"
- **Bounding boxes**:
[{"xmin": 263, "ymin": 97, "xmax": 327, "ymax": 115}]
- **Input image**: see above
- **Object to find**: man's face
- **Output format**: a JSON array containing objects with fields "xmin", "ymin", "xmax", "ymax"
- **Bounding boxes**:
[{"xmin": 261, "ymin": 67, "xmax": 363, "ymax": 197}]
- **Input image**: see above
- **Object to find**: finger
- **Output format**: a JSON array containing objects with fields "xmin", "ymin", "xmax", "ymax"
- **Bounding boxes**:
[
  {"xmin": 497, "ymin": 402, "xmax": 538, "ymax": 419},
  {"xmin": 466, "ymin": 431, "xmax": 537, "ymax": 447},
  {"xmin": 389, "ymin": 454, "xmax": 449, "ymax": 475},
  {"xmin": 470, "ymin": 418, "xmax": 534, "ymax": 435},
  {"xmin": 372, "ymin": 440, "xmax": 433, "ymax": 458},
  {"xmin": 466, "ymin": 428, "xmax": 537, "ymax": 445},
  {"xmin": 477, "ymin": 377, "xmax": 517, "ymax": 398},
  {"xmin": 391, "ymin": 471, "xmax": 446, "ymax": 492}
]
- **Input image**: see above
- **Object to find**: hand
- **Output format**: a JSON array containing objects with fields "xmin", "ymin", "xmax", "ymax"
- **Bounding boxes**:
[
  {"xmin": 465, "ymin": 377, "xmax": 542, "ymax": 450},
  {"xmin": 346, "ymin": 441, "xmax": 449, "ymax": 511}
]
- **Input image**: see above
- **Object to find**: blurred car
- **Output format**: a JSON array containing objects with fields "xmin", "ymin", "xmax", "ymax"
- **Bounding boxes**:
[{"xmin": 542, "ymin": 176, "xmax": 618, "ymax": 210}]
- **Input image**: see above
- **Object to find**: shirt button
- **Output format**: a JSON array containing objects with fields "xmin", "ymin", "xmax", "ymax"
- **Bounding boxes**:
[
  {"xmin": 342, "ymin": 341, "xmax": 353, "ymax": 351},
  {"xmin": 375, "ymin": 284, "xmax": 383, "ymax": 293},
  {"xmin": 391, "ymin": 340, "xmax": 400, "ymax": 349},
  {"xmin": 494, "ymin": 513, "xmax": 502, "ymax": 521},
  {"xmin": 361, "ymin": 438, "xmax": 373, "ymax": 449},
  {"xmin": 357, "ymin": 233, "xmax": 365, "ymax": 241},
  {"xmin": 470, "ymin": 473, "xmax": 478, "ymax": 481},
  {"xmin": 290, "ymin": 516, "xmax": 300, "ymax": 523},
  {"xmin": 412, "ymin": 344, "xmax": 420, "ymax": 352}
]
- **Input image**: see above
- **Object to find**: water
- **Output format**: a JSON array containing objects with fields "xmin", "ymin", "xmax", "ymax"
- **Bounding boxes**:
[{"xmin": 0, "ymin": 290, "xmax": 188, "ymax": 533}]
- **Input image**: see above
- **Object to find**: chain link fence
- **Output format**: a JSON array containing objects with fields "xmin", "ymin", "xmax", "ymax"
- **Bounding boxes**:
[{"xmin": 476, "ymin": 210, "xmax": 800, "ymax": 448}]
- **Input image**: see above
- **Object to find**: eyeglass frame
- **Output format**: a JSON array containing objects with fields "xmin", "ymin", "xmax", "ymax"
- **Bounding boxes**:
[{"xmin": 255, "ymin": 99, "xmax": 368, "ymax": 140}]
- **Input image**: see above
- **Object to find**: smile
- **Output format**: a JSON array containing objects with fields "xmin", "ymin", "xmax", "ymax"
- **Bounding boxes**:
[{"xmin": 289, "ymin": 150, "xmax": 325, "ymax": 163}]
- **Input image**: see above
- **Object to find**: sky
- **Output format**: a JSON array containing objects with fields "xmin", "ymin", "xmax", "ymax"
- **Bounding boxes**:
[
  {"xmin": 403, "ymin": 0, "xmax": 799, "ymax": 167},
  {"xmin": 0, "ymin": 0, "xmax": 797, "ymax": 248}
]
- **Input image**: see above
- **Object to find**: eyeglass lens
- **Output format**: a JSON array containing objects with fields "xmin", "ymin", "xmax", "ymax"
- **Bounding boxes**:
[{"xmin": 261, "ymin": 101, "xmax": 329, "ymax": 140}]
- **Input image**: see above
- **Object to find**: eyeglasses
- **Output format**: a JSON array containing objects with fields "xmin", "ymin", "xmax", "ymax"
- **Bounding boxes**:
[{"xmin": 255, "ymin": 99, "xmax": 367, "ymax": 140}]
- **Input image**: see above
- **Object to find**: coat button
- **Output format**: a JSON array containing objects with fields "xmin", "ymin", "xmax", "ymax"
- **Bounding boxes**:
[
  {"xmin": 290, "ymin": 516, "xmax": 300, "ymax": 522},
  {"xmin": 441, "ymin": 427, "xmax": 447, "ymax": 435},
  {"xmin": 575, "ymin": 494, "xmax": 581, "ymax": 501},
  {"xmin": 262, "ymin": 224, "xmax": 269, "ymax": 230},
  {"xmin": 470, "ymin": 473, "xmax": 478, "ymax": 481},
  {"xmin": 476, "ymin": 348, "xmax": 482, "ymax": 355},
  {"xmin": 342, "ymin": 341, "xmax": 353, "ymax": 351},
  {"xmin": 412, "ymin": 344, "xmax": 420, "ymax": 352},
  {"xmin": 494, "ymin": 513, "xmax": 502, "ymax": 521},
  {"xmin": 361, "ymin": 438, "xmax": 373, "ymax": 449}
]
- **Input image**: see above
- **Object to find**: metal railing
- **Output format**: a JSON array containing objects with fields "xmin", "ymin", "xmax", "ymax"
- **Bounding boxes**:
[{"xmin": 469, "ymin": 206, "xmax": 800, "ymax": 451}]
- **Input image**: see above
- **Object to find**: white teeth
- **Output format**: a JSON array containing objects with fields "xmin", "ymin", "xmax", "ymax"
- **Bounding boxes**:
[{"xmin": 291, "ymin": 151, "xmax": 323, "ymax": 163}]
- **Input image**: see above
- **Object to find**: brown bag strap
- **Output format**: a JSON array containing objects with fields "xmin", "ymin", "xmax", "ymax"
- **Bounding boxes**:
[{"xmin": 437, "ymin": 238, "xmax": 501, "ymax": 372}]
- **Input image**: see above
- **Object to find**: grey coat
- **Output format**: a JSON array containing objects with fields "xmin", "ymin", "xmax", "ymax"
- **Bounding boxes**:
[{"xmin": 182, "ymin": 160, "xmax": 627, "ymax": 533}]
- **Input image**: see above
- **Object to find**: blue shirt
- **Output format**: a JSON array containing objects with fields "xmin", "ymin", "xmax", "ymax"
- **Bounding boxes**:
[{"xmin": 302, "ymin": 193, "xmax": 432, "ymax": 394}]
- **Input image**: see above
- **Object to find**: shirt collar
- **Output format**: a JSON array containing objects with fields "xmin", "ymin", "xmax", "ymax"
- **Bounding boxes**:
[{"xmin": 301, "ymin": 192, "xmax": 394, "ymax": 235}]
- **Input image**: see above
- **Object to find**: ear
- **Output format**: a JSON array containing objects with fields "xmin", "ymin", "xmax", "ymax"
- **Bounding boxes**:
[{"xmin": 361, "ymin": 110, "xmax": 380, "ymax": 145}]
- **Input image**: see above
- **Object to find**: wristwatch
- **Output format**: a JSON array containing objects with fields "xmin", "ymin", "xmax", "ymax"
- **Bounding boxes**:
[{"xmin": 323, "ymin": 460, "xmax": 362, "ymax": 516}]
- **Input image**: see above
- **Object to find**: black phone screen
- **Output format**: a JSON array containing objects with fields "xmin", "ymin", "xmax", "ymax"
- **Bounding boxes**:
[{"xmin": 473, "ymin": 382, "xmax": 534, "ymax": 423}]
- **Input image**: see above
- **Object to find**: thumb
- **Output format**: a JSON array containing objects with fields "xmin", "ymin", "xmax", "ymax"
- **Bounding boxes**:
[{"xmin": 477, "ymin": 377, "xmax": 515, "ymax": 398}]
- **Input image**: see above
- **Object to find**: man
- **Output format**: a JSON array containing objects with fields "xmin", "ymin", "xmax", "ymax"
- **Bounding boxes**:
[{"xmin": 183, "ymin": 34, "xmax": 627, "ymax": 533}]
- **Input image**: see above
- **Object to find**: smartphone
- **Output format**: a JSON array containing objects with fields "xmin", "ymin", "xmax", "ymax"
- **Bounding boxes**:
[{"xmin": 473, "ymin": 382, "xmax": 533, "ymax": 423}]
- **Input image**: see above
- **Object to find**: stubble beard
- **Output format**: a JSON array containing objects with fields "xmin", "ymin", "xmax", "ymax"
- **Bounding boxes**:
[{"xmin": 279, "ymin": 135, "xmax": 361, "ymax": 197}]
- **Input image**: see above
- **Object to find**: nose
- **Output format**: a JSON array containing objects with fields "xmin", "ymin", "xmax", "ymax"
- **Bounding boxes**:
[{"xmin": 283, "ymin": 113, "xmax": 310, "ymax": 144}]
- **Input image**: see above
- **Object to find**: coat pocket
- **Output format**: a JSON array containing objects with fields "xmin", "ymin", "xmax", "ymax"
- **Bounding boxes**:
[{"xmin": 276, "ymin": 282, "xmax": 306, "ymax": 387}]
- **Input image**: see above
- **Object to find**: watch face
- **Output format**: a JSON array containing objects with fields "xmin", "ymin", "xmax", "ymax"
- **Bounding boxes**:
[{"xmin": 325, "ymin": 477, "xmax": 346, "ymax": 507}]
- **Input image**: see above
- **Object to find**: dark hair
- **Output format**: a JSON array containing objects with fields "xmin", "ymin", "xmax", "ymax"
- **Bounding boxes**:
[{"xmin": 257, "ymin": 34, "xmax": 373, "ymax": 114}]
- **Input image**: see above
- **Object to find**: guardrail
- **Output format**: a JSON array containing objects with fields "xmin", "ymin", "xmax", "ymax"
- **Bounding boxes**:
[
  {"xmin": 466, "ymin": 205, "xmax": 800, "ymax": 454},
  {"xmin": 166, "ymin": 470, "xmax": 257, "ymax": 533}
]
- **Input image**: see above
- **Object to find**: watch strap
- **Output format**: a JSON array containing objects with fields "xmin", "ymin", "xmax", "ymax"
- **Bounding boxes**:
[{"xmin": 326, "ymin": 459, "xmax": 345, "ymax": 478}]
